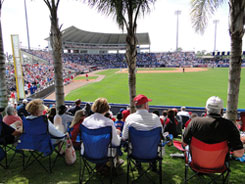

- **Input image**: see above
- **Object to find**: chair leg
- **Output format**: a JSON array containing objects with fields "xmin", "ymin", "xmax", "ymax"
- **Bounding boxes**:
[
  {"xmin": 4, "ymin": 146, "xmax": 8, "ymax": 169},
  {"xmin": 49, "ymin": 155, "xmax": 52, "ymax": 173},
  {"xmin": 79, "ymin": 154, "xmax": 82, "ymax": 184},
  {"xmin": 159, "ymin": 160, "xmax": 162, "ymax": 184},
  {"xmin": 110, "ymin": 158, "xmax": 113, "ymax": 184},
  {"xmin": 127, "ymin": 158, "xmax": 130, "ymax": 184},
  {"xmin": 184, "ymin": 164, "xmax": 188, "ymax": 184}
]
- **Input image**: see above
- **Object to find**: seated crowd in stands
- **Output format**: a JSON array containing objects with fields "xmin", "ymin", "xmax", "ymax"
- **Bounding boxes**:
[
  {"xmin": 5, "ymin": 62, "xmax": 76, "ymax": 97},
  {"xmin": 1, "ymin": 95, "xmax": 244, "ymax": 176},
  {"xmin": 7, "ymin": 49, "xmax": 244, "ymax": 100}
]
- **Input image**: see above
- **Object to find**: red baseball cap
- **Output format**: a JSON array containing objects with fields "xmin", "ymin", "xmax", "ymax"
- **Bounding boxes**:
[{"xmin": 134, "ymin": 94, "xmax": 152, "ymax": 105}]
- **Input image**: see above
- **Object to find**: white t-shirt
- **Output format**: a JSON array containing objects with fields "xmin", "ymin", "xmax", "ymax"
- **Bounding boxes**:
[{"xmin": 122, "ymin": 109, "xmax": 162, "ymax": 140}]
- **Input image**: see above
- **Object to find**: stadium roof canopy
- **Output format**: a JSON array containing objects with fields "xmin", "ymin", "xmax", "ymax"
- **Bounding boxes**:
[{"xmin": 58, "ymin": 26, "xmax": 150, "ymax": 45}]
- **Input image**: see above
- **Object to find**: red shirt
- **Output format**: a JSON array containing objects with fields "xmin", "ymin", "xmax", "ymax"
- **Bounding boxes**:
[
  {"xmin": 164, "ymin": 118, "xmax": 178, "ymax": 126},
  {"xmin": 185, "ymin": 119, "xmax": 191, "ymax": 128},
  {"xmin": 160, "ymin": 118, "xmax": 164, "ymax": 126},
  {"xmin": 3, "ymin": 115, "xmax": 22, "ymax": 126},
  {"xmin": 71, "ymin": 120, "xmax": 83, "ymax": 144}
]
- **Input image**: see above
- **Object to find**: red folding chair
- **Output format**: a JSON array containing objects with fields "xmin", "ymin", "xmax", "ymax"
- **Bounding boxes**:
[
  {"xmin": 240, "ymin": 112, "xmax": 245, "ymax": 131},
  {"xmin": 184, "ymin": 137, "xmax": 230, "ymax": 184}
]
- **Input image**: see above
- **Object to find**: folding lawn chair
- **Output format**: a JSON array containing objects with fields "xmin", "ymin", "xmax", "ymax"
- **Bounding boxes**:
[
  {"xmin": 79, "ymin": 124, "xmax": 115, "ymax": 184},
  {"xmin": 16, "ymin": 115, "xmax": 66, "ymax": 173},
  {"xmin": 180, "ymin": 115, "xmax": 190, "ymax": 129},
  {"xmin": 127, "ymin": 127, "xmax": 166, "ymax": 184},
  {"xmin": 184, "ymin": 137, "xmax": 230, "ymax": 184},
  {"xmin": 0, "ymin": 119, "xmax": 17, "ymax": 169}
]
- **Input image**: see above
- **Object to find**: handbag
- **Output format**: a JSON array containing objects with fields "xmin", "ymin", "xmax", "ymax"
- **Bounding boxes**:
[{"xmin": 65, "ymin": 138, "xmax": 76, "ymax": 165}]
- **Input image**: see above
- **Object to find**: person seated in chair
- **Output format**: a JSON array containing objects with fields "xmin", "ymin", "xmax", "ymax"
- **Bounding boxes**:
[
  {"xmin": 25, "ymin": 99, "xmax": 66, "ymax": 145},
  {"xmin": 68, "ymin": 99, "xmax": 82, "ymax": 116},
  {"xmin": 82, "ymin": 98, "xmax": 122, "ymax": 171},
  {"xmin": 69, "ymin": 110, "xmax": 86, "ymax": 149},
  {"xmin": 0, "ymin": 107, "xmax": 22, "ymax": 144},
  {"xmin": 183, "ymin": 96, "xmax": 244, "ymax": 158},
  {"xmin": 16, "ymin": 99, "xmax": 29, "ymax": 117},
  {"xmin": 122, "ymin": 94, "xmax": 163, "ymax": 171},
  {"xmin": 3, "ymin": 105, "xmax": 23, "ymax": 129},
  {"xmin": 54, "ymin": 105, "xmax": 73, "ymax": 133},
  {"xmin": 164, "ymin": 109, "xmax": 179, "ymax": 138}
]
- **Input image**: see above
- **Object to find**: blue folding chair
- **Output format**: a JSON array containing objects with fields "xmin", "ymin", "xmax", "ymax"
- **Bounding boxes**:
[
  {"xmin": 0, "ymin": 119, "xmax": 17, "ymax": 169},
  {"xmin": 127, "ymin": 127, "xmax": 165, "ymax": 184},
  {"xmin": 16, "ymin": 115, "xmax": 65, "ymax": 173},
  {"xmin": 79, "ymin": 124, "xmax": 114, "ymax": 184}
]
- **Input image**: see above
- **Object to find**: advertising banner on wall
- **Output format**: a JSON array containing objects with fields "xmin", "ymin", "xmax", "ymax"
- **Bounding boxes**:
[{"xmin": 11, "ymin": 35, "xmax": 25, "ymax": 100}]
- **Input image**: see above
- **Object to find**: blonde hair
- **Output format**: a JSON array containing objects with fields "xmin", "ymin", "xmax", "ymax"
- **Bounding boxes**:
[
  {"xmin": 91, "ymin": 98, "xmax": 110, "ymax": 114},
  {"xmin": 26, "ymin": 99, "xmax": 44, "ymax": 116},
  {"xmin": 70, "ymin": 110, "xmax": 86, "ymax": 128}
]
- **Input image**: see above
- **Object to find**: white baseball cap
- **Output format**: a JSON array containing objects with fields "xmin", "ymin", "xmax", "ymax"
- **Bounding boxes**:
[
  {"xmin": 23, "ymin": 99, "xmax": 28, "ymax": 103},
  {"xmin": 206, "ymin": 96, "xmax": 223, "ymax": 110}
]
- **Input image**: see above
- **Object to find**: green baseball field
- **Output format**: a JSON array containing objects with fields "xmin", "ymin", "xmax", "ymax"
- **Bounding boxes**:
[{"xmin": 65, "ymin": 68, "xmax": 245, "ymax": 109}]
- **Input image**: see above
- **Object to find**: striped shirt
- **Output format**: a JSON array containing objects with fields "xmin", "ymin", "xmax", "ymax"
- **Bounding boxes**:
[{"xmin": 122, "ymin": 109, "xmax": 162, "ymax": 140}]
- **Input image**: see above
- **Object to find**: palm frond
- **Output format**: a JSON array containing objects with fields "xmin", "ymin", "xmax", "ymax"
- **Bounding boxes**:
[
  {"xmin": 191, "ymin": 0, "xmax": 225, "ymax": 34},
  {"xmin": 86, "ymin": 0, "xmax": 156, "ymax": 31}
]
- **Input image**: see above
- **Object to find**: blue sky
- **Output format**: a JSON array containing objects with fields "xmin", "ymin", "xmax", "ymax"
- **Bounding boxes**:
[{"xmin": 2, "ymin": 0, "xmax": 239, "ymax": 54}]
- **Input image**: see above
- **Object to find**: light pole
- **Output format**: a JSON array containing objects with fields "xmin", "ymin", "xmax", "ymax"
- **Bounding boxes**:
[
  {"xmin": 213, "ymin": 20, "xmax": 219, "ymax": 52},
  {"xmin": 24, "ymin": 0, "xmax": 31, "ymax": 50},
  {"xmin": 175, "ymin": 10, "xmax": 181, "ymax": 52}
]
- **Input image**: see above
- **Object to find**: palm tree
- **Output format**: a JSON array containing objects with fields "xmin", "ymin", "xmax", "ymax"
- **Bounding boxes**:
[
  {"xmin": 0, "ymin": 0, "xmax": 8, "ymax": 110},
  {"xmin": 43, "ymin": 0, "xmax": 64, "ymax": 110},
  {"xmin": 191, "ymin": 0, "xmax": 245, "ymax": 122},
  {"xmin": 87, "ymin": 0, "xmax": 156, "ymax": 113}
]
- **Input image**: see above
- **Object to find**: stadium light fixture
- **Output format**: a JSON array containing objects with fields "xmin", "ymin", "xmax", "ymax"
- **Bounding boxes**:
[
  {"xmin": 175, "ymin": 10, "xmax": 181, "ymax": 52},
  {"xmin": 213, "ymin": 19, "xmax": 219, "ymax": 52},
  {"xmin": 24, "ymin": 0, "xmax": 31, "ymax": 50}
]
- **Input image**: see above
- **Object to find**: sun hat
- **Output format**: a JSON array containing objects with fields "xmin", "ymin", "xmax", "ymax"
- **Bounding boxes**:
[{"xmin": 134, "ymin": 94, "xmax": 152, "ymax": 106}]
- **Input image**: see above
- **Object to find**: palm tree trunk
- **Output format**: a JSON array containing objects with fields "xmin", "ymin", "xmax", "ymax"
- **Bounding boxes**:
[
  {"xmin": 49, "ymin": 1, "xmax": 64, "ymax": 109},
  {"xmin": 126, "ymin": 32, "xmax": 137, "ymax": 113},
  {"xmin": 0, "ymin": 5, "xmax": 8, "ymax": 109},
  {"xmin": 226, "ymin": 0, "xmax": 245, "ymax": 122}
]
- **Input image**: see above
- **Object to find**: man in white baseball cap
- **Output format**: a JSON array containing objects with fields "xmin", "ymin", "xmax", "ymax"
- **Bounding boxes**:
[{"xmin": 183, "ymin": 96, "xmax": 244, "ymax": 158}]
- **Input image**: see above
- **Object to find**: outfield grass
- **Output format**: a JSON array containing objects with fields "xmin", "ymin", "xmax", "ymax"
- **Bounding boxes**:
[
  {"xmin": 1, "ymin": 146, "xmax": 244, "ymax": 184},
  {"xmin": 74, "ymin": 76, "xmax": 98, "ymax": 80},
  {"xmin": 65, "ymin": 68, "xmax": 245, "ymax": 109}
]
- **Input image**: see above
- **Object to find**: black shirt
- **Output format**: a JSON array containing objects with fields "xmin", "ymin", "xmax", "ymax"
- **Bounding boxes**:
[
  {"xmin": 68, "ymin": 105, "xmax": 82, "ymax": 116},
  {"xmin": 0, "ymin": 121, "xmax": 15, "ymax": 144},
  {"xmin": 183, "ymin": 114, "xmax": 243, "ymax": 151}
]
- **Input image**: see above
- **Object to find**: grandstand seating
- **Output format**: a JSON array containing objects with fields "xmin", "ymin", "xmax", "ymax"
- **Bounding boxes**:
[{"xmin": 5, "ymin": 48, "xmax": 244, "ymax": 98}]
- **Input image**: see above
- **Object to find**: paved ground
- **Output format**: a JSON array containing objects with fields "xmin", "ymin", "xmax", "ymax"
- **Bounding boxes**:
[
  {"xmin": 117, "ymin": 67, "xmax": 208, "ymax": 73},
  {"xmin": 45, "ymin": 70, "xmax": 104, "ymax": 100}
]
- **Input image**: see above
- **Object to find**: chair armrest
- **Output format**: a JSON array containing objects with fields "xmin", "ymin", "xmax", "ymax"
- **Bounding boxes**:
[{"xmin": 50, "ymin": 134, "xmax": 67, "ymax": 139}]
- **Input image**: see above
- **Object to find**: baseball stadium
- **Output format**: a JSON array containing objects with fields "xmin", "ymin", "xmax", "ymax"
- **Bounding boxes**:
[{"xmin": 0, "ymin": 23, "xmax": 245, "ymax": 184}]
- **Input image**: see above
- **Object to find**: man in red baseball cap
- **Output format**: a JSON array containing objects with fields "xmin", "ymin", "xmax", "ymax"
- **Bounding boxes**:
[
  {"xmin": 122, "ymin": 94, "xmax": 163, "ymax": 171},
  {"xmin": 122, "ymin": 94, "xmax": 162, "ymax": 141}
]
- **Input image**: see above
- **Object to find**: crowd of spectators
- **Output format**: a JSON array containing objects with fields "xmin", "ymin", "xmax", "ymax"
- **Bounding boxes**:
[
  {"xmin": 6, "ymin": 61, "xmax": 75, "ymax": 98},
  {"xmin": 22, "ymin": 48, "xmax": 245, "ymax": 69},
  {"xmin": 6, "ymin": 48, "xmax": 245, "ymax": 99}
]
